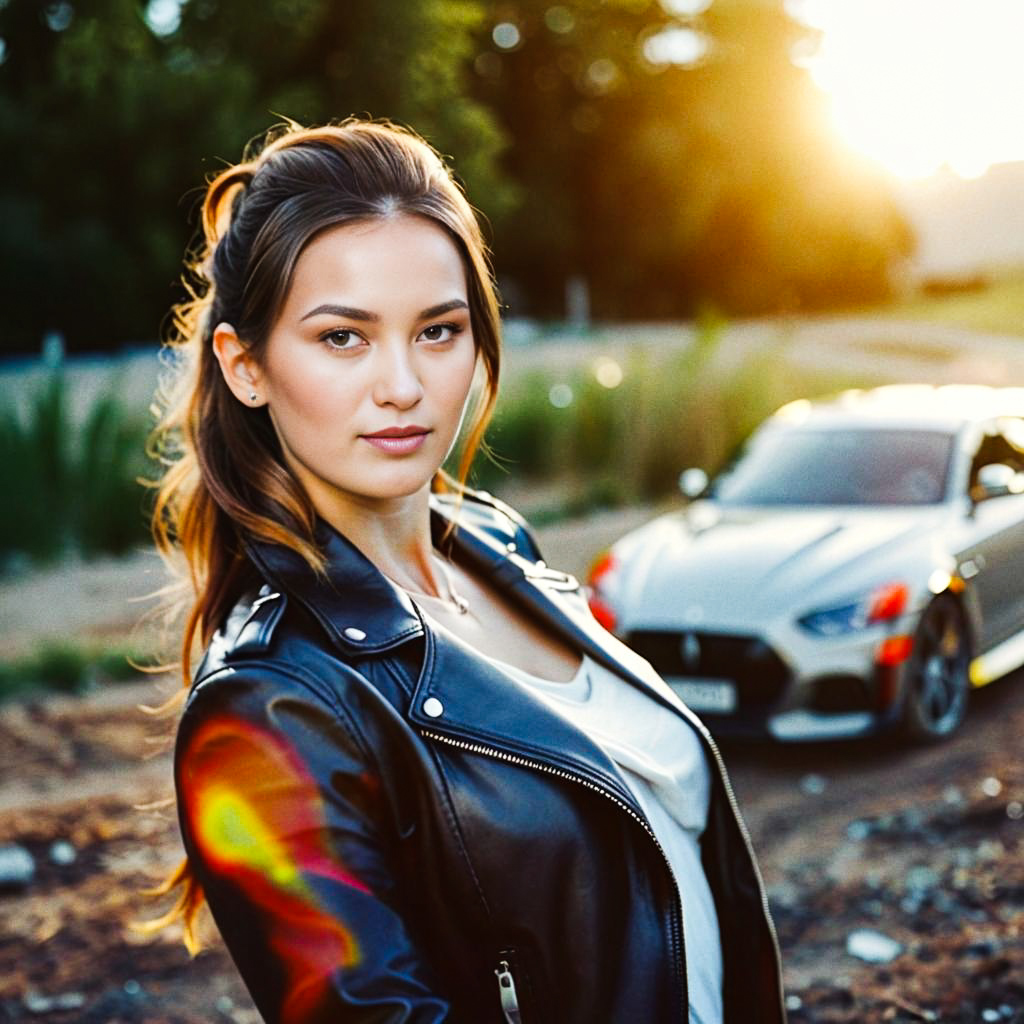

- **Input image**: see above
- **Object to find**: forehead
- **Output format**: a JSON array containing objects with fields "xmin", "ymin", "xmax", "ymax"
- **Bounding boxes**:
[{"xmin": 283, "ymin": 214, "xmax": 468, "ymax": 313}]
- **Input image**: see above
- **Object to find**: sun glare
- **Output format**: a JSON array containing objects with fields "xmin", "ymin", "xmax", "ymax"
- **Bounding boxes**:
[{"xmin": 789, "ymin": 0, "xmax": 1024, "ymax": 180}]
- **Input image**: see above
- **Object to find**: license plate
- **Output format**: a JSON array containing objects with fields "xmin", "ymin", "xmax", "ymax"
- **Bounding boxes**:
[{"xmin": 666, "ymin": 678, "xmax": 738, "ymax": 713}]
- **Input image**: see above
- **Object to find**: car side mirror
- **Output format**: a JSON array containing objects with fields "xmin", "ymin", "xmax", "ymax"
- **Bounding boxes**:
[
  {"xmin": 971, "ymin": 462, "xmax": 1020, "ymax": 503},
  {"xmin": 679, "ymin": 467, "xmax": 709, "ymax": 499}
]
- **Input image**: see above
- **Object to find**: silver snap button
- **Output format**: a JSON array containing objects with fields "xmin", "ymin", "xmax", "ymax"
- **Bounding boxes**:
[
  {"xmin": 506, "ymin": 541, "xmax": 517, "ymax": 552},
  {"xmin": 343, "ymin": 626, "xmax": 367, "ymax": 641},
  {"xmin": 423, "ymin": 697, "xmax": 444, "ymax": 718}
]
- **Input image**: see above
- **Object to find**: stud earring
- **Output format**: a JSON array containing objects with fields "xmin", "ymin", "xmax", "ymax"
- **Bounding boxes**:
[{"xmin": 249, "ymin": 391, "xmax": 258, "ymax": 403}]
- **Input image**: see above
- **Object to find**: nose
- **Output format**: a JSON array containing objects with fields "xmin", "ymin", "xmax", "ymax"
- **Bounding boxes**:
[{"xmin": 373, "ymin": 338, "xmax": 424, "ymax": 409}]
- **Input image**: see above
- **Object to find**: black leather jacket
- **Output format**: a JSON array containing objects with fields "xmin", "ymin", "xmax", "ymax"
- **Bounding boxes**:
[{"xmin": 174, "ymin": 488, "xmax": 786, "ymax": 1023}]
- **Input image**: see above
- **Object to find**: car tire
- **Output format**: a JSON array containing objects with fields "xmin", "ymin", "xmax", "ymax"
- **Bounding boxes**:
[{"xmin": 901, "ymin": 595, "xmax": 971, "ymax": 743}]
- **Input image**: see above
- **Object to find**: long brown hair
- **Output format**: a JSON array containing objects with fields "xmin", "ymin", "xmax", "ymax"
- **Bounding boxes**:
[{"xmin": 146, "ymin": 117, "xmax": 503, "ymax": 950}]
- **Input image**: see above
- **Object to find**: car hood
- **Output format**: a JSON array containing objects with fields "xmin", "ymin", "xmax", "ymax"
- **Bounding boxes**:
[{"xmin": 616, "ymin": 502, "xmax": 946, "ymax": 631}]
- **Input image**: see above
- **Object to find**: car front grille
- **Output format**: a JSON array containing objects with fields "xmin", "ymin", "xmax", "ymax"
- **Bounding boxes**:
[{"xmin": 625, "ymin": 629, "xmax": 790, "ymax": 715}]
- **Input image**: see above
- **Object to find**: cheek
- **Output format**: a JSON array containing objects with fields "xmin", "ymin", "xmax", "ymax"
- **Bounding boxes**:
[
  {"xmin": 265, "ymin": 354, "xmax": 359, "ymax": 442},
  {"xmin": 437, "ymin": 347, "xmax": 479, "ymax": 413}
]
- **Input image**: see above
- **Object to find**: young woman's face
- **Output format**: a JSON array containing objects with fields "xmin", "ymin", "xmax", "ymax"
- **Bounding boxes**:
[{"xmin": 253, "ymin": 214, "xmax": 477, "ymax": 518}]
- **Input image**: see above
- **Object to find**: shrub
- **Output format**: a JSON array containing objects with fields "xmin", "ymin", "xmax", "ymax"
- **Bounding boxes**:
[{"xmin": 0, "ymin": 640, "xmax": 147, "ymax": 702}]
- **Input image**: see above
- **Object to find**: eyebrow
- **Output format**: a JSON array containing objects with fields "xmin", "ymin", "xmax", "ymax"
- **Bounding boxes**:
[{"xmin": 299, "ymin": 299, "xmax": 469, "ymax": 323}]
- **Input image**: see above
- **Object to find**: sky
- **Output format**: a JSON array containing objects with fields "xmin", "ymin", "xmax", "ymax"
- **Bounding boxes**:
[{"xmin": 787, "ymin": 0, "xmax": 1024, "ymax": 180}]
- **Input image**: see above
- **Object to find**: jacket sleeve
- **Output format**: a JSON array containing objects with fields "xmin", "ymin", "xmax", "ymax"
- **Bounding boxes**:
[{"xmin": 174, "ymin": 662, "xmax": 452, "ymax": 1024}]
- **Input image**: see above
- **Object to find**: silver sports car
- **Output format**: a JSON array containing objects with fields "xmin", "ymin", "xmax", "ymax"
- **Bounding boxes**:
[{"xmin": 587, "ymin": 385, "xmax": 1024, "ymax": 742}]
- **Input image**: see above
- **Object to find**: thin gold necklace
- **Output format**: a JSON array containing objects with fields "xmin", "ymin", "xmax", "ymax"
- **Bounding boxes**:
[{"xmin": 390, "ymin": 554, "xmax": 470, "ymax": 615}]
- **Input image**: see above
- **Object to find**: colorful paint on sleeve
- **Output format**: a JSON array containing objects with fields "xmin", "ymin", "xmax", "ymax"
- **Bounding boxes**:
[{"xmin": 180, "ymin": 714, "xmax": 368, "ymax": 1023}]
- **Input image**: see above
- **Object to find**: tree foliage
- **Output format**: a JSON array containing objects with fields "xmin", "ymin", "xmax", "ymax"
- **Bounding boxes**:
[
  {"xmin": 0, "ymin": 0, "xmax": 912, "ymax": 354},
  {"xmin": 0, "ymin": 0, "xmax": 509, "ymax": 354},
  {"xmin": 471, "ymin": 0, "xmax": 912, "ymax": 318}
]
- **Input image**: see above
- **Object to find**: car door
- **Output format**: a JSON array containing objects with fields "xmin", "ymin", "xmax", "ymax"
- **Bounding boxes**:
[{"xmin": 958, "ymin": 417, "xmax": 1024, "ymax": 650}]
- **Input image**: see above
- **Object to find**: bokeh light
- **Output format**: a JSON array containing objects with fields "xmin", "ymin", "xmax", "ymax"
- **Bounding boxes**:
[
  {"xmin": 641, "ymin": 26, "xmax": 709, "ymax": 68},
  {"xmin": 594, "ymin": 357, "xmax": 624, "ymax": 389},
  {"xmin": 549, "ymin": 383, "xmax": 574, "ymax": 408},
  {"xmin": 492, "ymin": 22, "xmax": 521, "ymax": 51}
]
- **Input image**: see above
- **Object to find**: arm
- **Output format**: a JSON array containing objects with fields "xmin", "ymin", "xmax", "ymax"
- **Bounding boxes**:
[{"xmin": 174, "ymin": 663, "xmax": 451, "ymax": 1024}]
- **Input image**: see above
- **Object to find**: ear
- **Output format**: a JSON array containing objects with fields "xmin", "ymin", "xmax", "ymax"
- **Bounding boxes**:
[{"xmin": 212, "ymin": 322, "xmax": 265, "ymax": 407}]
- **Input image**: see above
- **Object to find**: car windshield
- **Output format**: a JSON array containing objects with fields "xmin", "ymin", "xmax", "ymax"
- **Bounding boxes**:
[{"xmin": 710, "ymin": 427, "xmax": 955, "ymax": 506}]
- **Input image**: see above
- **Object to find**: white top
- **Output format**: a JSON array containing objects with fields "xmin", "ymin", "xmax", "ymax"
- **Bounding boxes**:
[{"xmin": 481, "ymin": 648, "xmax": 724, "ymax": 1024}]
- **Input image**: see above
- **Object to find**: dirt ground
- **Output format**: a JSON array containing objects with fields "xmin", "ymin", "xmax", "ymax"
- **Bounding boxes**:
[{"xmin": 2, "ymin": 518, "xmax": 1024, "ymax": 1022}]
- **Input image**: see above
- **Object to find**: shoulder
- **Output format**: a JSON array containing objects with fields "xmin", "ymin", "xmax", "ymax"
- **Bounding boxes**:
[
  {"xmin": 433, "ymin": 484, "xmax": 544, "ymax": 561},
  {"xmin": 185, "ymin": 584, "xmax": 374, "ymax": 715}
]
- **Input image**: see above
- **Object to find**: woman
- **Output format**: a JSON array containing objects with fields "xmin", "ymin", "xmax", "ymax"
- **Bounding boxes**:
[{"xmin": 154, "ymin": 117, "xmax": 785, "ymax": 1023}]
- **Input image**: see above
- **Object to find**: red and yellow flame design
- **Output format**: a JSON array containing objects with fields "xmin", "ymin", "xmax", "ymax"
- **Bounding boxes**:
[{"xmin": 180, "ymin": 714, "xmax": 368, "ymax": 1022}]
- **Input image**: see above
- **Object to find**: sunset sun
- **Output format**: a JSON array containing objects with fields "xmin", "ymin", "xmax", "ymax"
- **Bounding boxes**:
[{"xmin": 790, "ymin": 0, "xmax": 1024, "ymax": 179}]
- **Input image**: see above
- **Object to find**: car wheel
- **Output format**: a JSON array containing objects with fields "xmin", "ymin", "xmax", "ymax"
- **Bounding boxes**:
[{"xmin": 902, "ymin": 595, "xmax": 971, "ymax": 742}]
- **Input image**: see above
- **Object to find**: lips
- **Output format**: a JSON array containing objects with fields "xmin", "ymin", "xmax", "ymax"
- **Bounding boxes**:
[{"xmin": 360, "ymin": 426, "xmax": 431, "ymax": 455}]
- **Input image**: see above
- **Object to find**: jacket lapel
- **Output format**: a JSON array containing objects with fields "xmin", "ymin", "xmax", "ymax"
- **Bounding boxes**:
[
  {"xmin": 434, "ymin": 497, "xmax": 716, "ymax": 743},
  {"xmin": 406, "ymin": 611, "xmax": 643, "ymax": 811},
  {"xmin": 244, "ymin": 492, "xmax": 712, "ymax": 791}
]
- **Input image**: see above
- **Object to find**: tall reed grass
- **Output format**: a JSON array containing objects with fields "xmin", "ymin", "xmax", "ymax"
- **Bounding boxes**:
[
  {"xmin": 473, "ymin": 322, "xmax": 877, "ymax": 519},
  {"xmin": 0, "ymin": 371, "xmax": 152, "ymax": 570},
  {"xmin": 2, "ymin": 327, "xmax": 873, "ymax": 571}
]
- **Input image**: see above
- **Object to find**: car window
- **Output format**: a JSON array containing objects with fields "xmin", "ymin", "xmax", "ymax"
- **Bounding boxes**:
[
  {"xmin": 711, "ymin": 427, "xmax": 954, "ymax": 506},
  {"xmin": 967, "ymin": 419, "xmax": 1024, "ymax": 493}
]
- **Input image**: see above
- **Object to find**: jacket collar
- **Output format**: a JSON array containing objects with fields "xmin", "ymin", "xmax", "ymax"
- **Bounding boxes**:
[{"xmin": 243, "ymin": 494, "xmax": 711, "ymax": 741}]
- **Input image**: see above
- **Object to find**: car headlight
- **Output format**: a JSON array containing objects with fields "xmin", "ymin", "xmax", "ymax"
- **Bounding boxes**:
[{"xmin": 798, "ymin": 582, "xmax": 909, "ymax": 637}]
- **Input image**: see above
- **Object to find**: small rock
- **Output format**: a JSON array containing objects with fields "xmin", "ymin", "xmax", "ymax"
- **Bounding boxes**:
[
  {"xmin": 942, "ymin": 785, "xmax": 964, "ymax": 805},
  {"xmin": 976, "ymin": 838, "xmax": 1004, "ymax": 861},
  {"xmin": 48, "ymin": 840, "xmax": 76, "ymax": 866},
  {"xmin": 981, "ymin": 776, "xmax": 1003, "ymax": 797},
  {"xmin": 766, "ymin": 880, "xmax": 801, "ymax": 909},
  {"xmin": 981, "ymin": 1010, "xmax": 1000, "ymax": 1023},
  {"xmin": 785, "ymin": 994, "xmax": 803, "ymax": 1011},
  {"xmin": 23, "ymin": 991, "xmax": 85, "ymax": 1014},
  {"xmin": 846, "ymin": 928, "xmax": 904, "ymax": 964},
  {"xmin": 847, "ymin": 819, "xmax": 873, "ymax": 841},
  {"xmin": 899, "ymin": 806, "xmax": 926, "ymax": 830},
  {"xmin": 962, "ymin": 938, "xmax": 1000, "ymax": 958},
  {"xmin": 123, "ymin": 980, "xmax": 141, "ymax": 997},
  {"xmin": 799, "ymin": 773, "xmax": 827, "ymax": 796},
  {"xmin": 0, "ymin": 844, "xmax": 35, "ymax": 890},
  {"xmin": 1006, "ymin": 800, "xmax": 1023, "ymax": 820},
  {"xmin": 905, "ymin": 865, "xmax": 940, "ymax": 894}
]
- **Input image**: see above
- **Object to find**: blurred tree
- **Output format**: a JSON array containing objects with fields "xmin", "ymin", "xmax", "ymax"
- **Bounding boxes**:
[
  {"xmin": 0, "ymin": 0, "xmax": 913, "ymax": 354},
  {"xmin": 0, "ymin": 0, "xmax": 510, "ymax": 354},
  {"xmin": 471, "ymin": 0, "xmax": 912, "ymax": 318}
]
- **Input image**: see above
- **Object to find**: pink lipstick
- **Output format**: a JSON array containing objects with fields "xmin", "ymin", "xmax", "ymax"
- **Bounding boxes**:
[{"xmin": 361, "ymin": 425, "xmax": 431, "ymax": 454}]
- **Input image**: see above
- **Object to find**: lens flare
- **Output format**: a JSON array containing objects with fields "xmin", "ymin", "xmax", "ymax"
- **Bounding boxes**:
[{"xmin": 180, "ymin": 715, "xmax": 368, "ymax": 1023}]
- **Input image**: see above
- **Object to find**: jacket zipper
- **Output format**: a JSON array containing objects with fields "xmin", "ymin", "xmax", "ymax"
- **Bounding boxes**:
[
  {"xmin": 494, "ymin": 959, "xmax": 522, "ymax": 1023},
  {"xmin": 419, "ymin": 729, "xmax": 687, "ymax": 1013}
]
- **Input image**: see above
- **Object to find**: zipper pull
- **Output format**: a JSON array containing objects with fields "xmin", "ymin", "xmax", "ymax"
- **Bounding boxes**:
[{"xmin": 494, "ymin": 959, "xmax": 522, "ymax": 1023}]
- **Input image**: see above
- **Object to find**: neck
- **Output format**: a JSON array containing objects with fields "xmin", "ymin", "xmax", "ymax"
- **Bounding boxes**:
[{"xmin": 314, "ymin": 484, "xmax": 446, "ymax": 596}]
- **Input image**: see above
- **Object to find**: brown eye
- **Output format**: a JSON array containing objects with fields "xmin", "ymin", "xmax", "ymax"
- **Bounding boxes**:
[
  {"xmin": 322, "ymin": 329, "xmax": 363, "ymax": 350},
  {"xmin": 420, "ymin": 323, "xmax": 462, "ymax": 343}
]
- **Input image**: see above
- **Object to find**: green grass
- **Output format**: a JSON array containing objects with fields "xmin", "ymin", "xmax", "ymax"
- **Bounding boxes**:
[
  {"xmin": 871, "ymin": 268, "xmax": 1024, "ymax": 337},
  {"xmin": 0, "ymin": 640, "xmax": 150, "ymax": 702}
]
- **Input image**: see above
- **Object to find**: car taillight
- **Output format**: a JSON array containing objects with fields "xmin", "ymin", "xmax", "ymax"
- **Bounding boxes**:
[
  {"xmin": 586, "ymin": 551, "xmax": 618, "ymax": 633},
  {"xmin": 876, "ymin": 634, "xmax": 914, "ymax": 665},
  {"xmin": 868, "ymin": 582, "xmax": 909, "ymax": 623}
]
